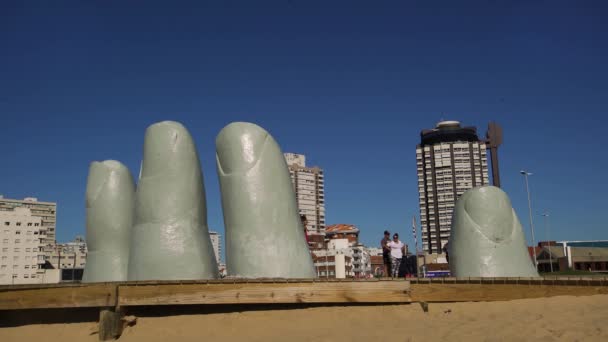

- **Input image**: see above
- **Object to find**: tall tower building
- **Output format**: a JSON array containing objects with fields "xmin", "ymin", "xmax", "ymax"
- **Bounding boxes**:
[
  {"xmin": 416, "ymin": 121, "xmax": 490, "ymax": 254},
  {"xmin": 0, "ymin": 197, "xmax": 57, "ymax": 262},
  {"xmin": 284, "ymin": 153, "xmax": 326, "ymax": 236},
  {"xmin": 208, "ymin": 231, "xmax": 221, "ymax": 265}
]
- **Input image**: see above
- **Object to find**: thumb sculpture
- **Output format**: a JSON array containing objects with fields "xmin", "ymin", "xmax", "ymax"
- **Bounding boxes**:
[
  {"xmin": 82, "ymin": 160, "xmax": 135, "ymax": 282},
  {"xmin": 448, "ymin": 185, "xmax": 539, "ymax": 277},
  {"xmin": 127, "ymin": 121, "xmax": 219, "ymax": 280},
  {"xmin": 216, "ymin": 122, "xmax": 316, "ymax": 278}
]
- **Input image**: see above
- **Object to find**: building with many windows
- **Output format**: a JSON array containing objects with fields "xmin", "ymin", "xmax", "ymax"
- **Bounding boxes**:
[
  {"xmin": 284, "ymin": 153, "xmax": 326, "ymax": 236},
  {"xmin": 0, "ymin": 196, "xmax": 57, "ymax": 259},
  {"xmin": 416, "ymin": 121, "xmax": 490, "ymax": 254},
  {"xmin": 0, "ymin": 203, "xmax": 47, "ymax": 284},
  {"xmin": 209, "ymin": 231, "xmax": 221, "ymax": 265},
  {"xmin": 46, "ymin": 236, "xmax": 88, "ymax": 282}
]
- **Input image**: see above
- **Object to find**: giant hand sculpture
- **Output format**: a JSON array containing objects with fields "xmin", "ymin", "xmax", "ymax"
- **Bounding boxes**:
[
  {"xmin": 448, "ymin": 185, "xmax": 539, "ymax": 277},
  {"xmin": 83, "ymin": 120, "xmax": 315, "ymax": 281},
  {"xmin": 127, "ymin": 121, "xmax": 219, "ymax": 280},
  {"xmin": 216, "ymin": 122, "xmax": 316, "ymax": 278},
  {"xmin": 82, "ymin": 160, "xmax": 135, "ymax": 282}
]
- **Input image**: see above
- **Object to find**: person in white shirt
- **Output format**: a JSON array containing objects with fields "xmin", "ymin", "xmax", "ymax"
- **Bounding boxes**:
[{"xmin": 387, "ymin": 233, "xmax": 405, "ymax": 277}]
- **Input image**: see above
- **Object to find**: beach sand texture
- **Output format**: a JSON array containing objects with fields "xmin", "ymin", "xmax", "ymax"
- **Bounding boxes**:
[{"xmin": 1, "ymin": 294, "xmax": 607, "ymax": 342}]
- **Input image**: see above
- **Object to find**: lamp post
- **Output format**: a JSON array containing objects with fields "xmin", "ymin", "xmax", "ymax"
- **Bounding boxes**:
[
  {"xmin": 541, "ymin": 212, "xmax": 553, "ymax": 273},
  {"xmin": 520, "ymin": 170, "xmax": 538, "ymax": 270}
]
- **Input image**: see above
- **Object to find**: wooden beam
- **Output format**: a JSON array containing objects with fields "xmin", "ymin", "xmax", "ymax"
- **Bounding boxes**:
[
  {"xmin": 410, "ymin": 283, "xmax": 608, "ymax": 303},
  {"xmin": 118, "ymin": 280, "xmax": 411, "ymax": 306},
  {"xmin": 0, "ymin": 284, "xmax": 116, "ymax": 310},
  {"xmin": 98, "ymin": 307, "xmax": 124, "ymax": 341}
]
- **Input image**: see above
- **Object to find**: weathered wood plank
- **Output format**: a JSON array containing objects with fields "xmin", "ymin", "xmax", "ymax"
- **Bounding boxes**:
[
  {"xmin": 410, "ymin": 283, "xmax": 608, "ymax": 303},
  {"xmin": 0, "ymin": 284, "xmax": 116, "ymax": 310},
  {"xmin": 118, "ymin": 281, "xmax": 411, "ymax": 306},
  {"xmin": 98, "ymin": 307, "xmax": 124, "ymax": 341}
]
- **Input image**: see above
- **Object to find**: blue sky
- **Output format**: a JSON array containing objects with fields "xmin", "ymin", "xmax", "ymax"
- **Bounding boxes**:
[{"xmin": 1, "ymin": 1, "xmax": 607, "ymax": 258}]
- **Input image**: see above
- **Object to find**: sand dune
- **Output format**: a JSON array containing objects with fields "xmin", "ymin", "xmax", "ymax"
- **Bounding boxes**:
[{"xmin": 2, "ymin": 295, "xmax": 607, "ymax": 342}]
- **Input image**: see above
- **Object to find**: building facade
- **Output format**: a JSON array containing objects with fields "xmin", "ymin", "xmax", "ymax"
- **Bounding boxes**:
[
  {"xmin": 284, "ymin": 153, "xmax": 326, "ymax": 236},
  {"xmin": 0, "ymin": 205, "xmax": 46, "ymax": 284},
  {"xmin": 416, "ymin": 121, "xmax": 490, "ymax": 254},
  {"xmin": 46, "ymin": 236, "xmax": 88, "ymax": 282},
  {"xmin": 209, "ymin": 231, "xmax": 221, "ymax": 265},
  {"xmin": 311, "ymin": 224, "xmax": 372, "ymax": 278},
  {"xmin": 0, "ymin": 196, "xmax": 57, "ymax": 259}
]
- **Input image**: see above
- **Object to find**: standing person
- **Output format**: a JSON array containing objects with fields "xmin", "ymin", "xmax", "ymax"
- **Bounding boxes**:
[
  {"xmin": 388, "ymin": 233, "xmax": 405, "ymax": 278},
  {"xmin": 300, "ymin": 214, "xmax": 310, "ymax": 246},
  {"xmin": 380, "ymin": 230, "xmax": 392, "ymax": 277}
]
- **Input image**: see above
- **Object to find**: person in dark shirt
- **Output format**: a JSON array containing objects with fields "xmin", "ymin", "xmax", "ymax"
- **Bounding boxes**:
[
  {"xmin": 380, "ymin": 230, "xmax": 392, "ymax": 277},
  {"xmin": 300, "ymin": 214, "xmax": 309, "ymax": 245},
  {"xmin": 442, "ymin": 241, "xmax": 449, "ymax": 264}
]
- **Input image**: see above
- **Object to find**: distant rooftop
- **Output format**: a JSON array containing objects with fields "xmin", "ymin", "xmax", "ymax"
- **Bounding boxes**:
[
  {"xmin": 326, "ymin": 224, "xmax": 360, "ymax": 235},
  {"xmin": 420, "ymin": 120, "xmax": 480, "ymax": 146}
]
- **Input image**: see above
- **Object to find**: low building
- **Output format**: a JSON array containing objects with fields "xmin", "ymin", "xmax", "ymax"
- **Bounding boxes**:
[
  {"xmin": 325, "ymin": 224, "xmax": 359, "ymax": 246},
  {"xmin": 537, "ymin": 245, "xmax": 608, "ymax": 273},
  {"xmin": 45, "ymin": 236, "xmax": 88, "ymax": 282}
]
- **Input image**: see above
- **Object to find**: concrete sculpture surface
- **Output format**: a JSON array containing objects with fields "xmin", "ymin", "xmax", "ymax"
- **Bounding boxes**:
[
  {"xmin": 216, "ymin": 122, "xmax": 316, "ymax": 278},
  {"xmin": 127, "ymin": 121, "xmax": 219, "ymax": 280},
  {"xmin": 82, "ymin": 160, "xmax": 135, "ymax": 282},
  {"xmin": 448, "ymin": 185, "xmax": 539, "ymax": 277}
]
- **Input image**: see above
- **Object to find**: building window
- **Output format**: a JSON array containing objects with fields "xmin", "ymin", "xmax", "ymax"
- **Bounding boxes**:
[
  {"xmin": 27, "ymin": 223, "xmax": 32, "ymax": 226},
  {"xmin": 16, "ymin": 222, "xmax": 21, "ymax": 226},
  {"xmin": 3, "ymin": 222, "xmax": 8, "ymax": 226},
  {"xmin": 15, "ymin": 239, "xmax": 20, "ymax": 243},
  {"xmin": 34, "ymin": 223, "xmax": 39, "ymax": 227},
  {"xmin": 15, "ymin": 231, "xmax": 21, "ymax": 235}
]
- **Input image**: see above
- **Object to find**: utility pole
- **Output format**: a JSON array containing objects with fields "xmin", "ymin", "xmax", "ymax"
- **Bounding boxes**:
[{"xmin": 520, "ymin": 170, "xmax": 538, "ymax": 270}]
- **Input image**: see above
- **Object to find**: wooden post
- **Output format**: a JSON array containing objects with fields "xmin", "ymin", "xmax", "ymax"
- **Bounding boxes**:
[{"xmin": 99, "ymin": 307, "xmax": 124, "ymax": 341}]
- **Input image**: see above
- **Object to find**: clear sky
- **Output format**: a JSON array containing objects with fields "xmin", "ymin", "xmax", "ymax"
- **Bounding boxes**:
[{"xmin": 1, "ymin": 1, "xmax": 607, "ymax": 258}]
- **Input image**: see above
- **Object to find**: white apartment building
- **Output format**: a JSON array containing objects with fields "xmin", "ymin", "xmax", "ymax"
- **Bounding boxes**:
[
  {"xmin": 416, "ymin": 121, "xmax": 490, "ymax": 254},
  {"xmin": 312, "ymin": 238, "xmax": 372, "ymax": 278},
  {"xmin": 284, "ymin": 153, "xmax": 326, "ymax": 235},
  {"xmin": 209, "ymin": 231, "xmax": 221, "ymax": 265},
  {"xmin": 0, "ymin": 196, "xmax": 57, "ymax": 258},
  {"xmin": 0, "ymin": 206, "xmax": 46, "ymax": 284}
]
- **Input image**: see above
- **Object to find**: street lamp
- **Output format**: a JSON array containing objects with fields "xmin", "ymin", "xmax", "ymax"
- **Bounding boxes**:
[
  {"xmin": 520, "ymin": 170, "xmax": 538, "ymax": 270},
  {"xmin": 541, "ymin": 212, "xmax": 553, "ymax": 273}
]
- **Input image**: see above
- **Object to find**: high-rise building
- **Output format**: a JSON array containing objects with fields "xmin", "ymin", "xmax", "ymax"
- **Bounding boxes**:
[
  {"xmin": 284, "ymin": 153, "xmax": 326, "ymax": 236},
  {"xmin": 416, "ymin": 121, "xmax": 490, "ymax": 254},
  {"xmin": 0, "ymin": 203, "xmax": 47, "ymax": 284},
  {"xmin": 209, "ymin": 231, "xmax": 221, "ymax": 265},
  {"xmin": 0, "ymin": 196, "xmax": 57, "ymax": 257}
]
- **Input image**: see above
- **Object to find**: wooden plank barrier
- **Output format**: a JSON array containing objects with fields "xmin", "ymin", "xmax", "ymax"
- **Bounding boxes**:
[
  {"xmin": 117, "ymin": 280, "xmax": 411, "ymax": 306},
  {"xmin": 0, "ymin": 283, "xmax": 116, "ymax": 310}
]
